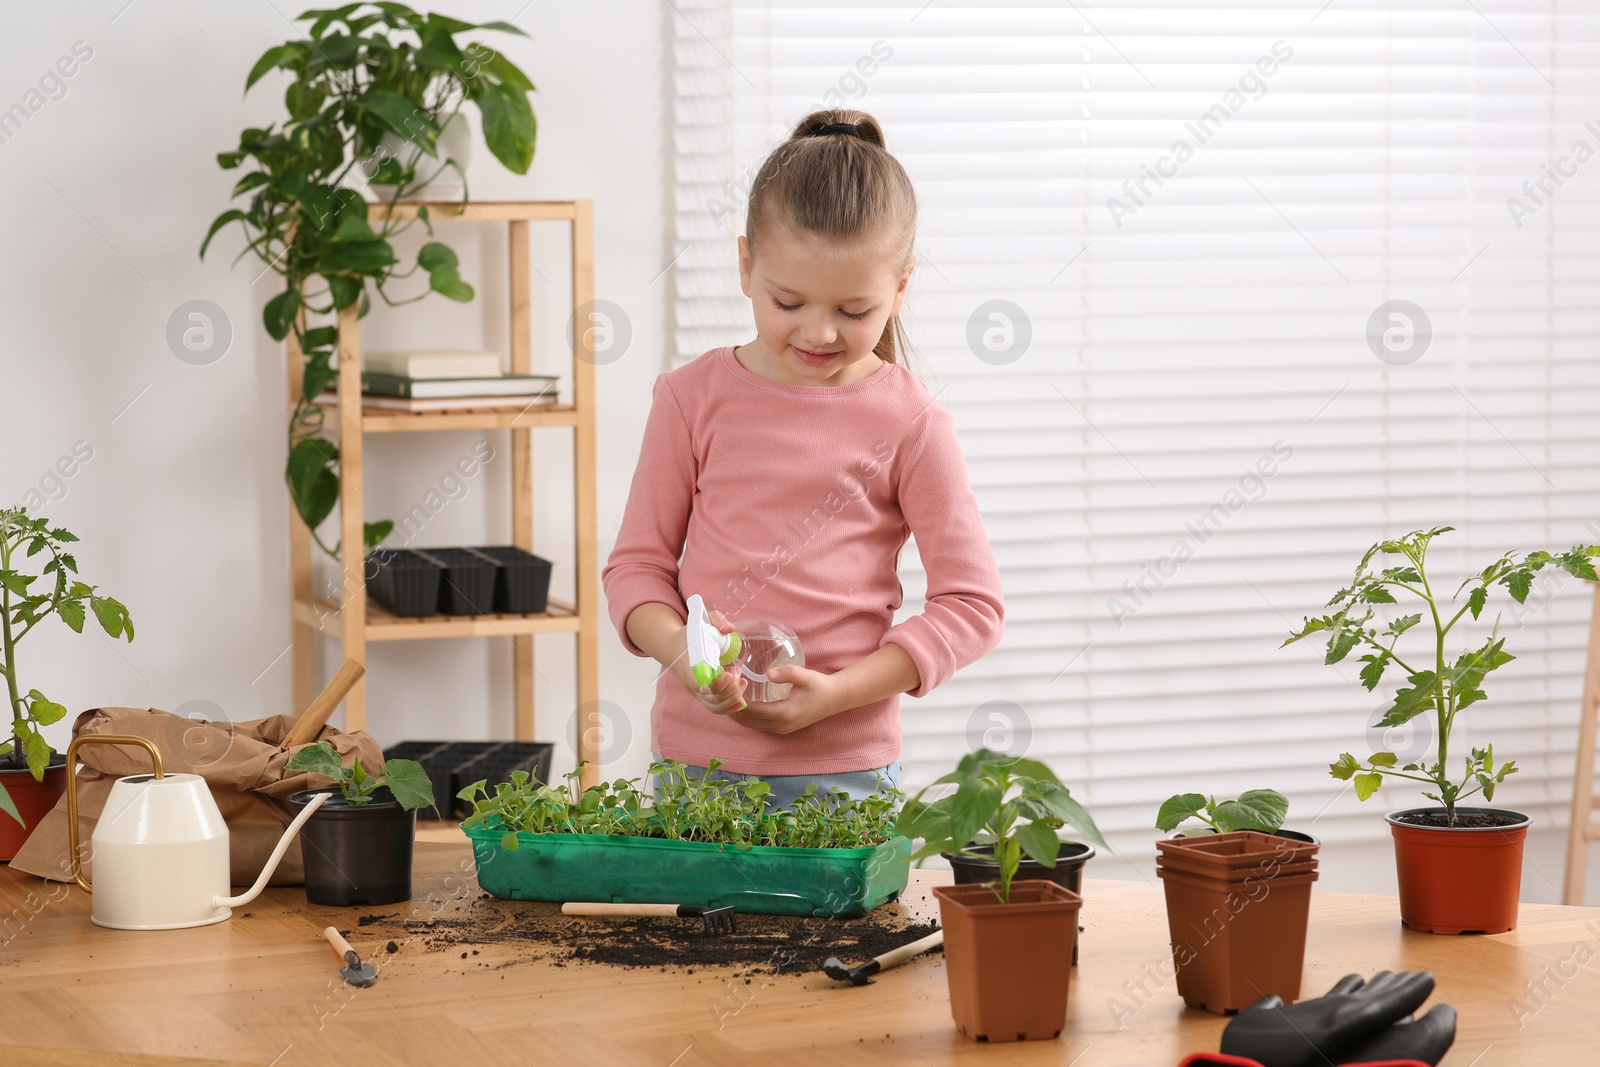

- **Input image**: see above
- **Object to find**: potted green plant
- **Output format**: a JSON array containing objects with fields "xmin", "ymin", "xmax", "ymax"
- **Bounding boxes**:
[
  {"xmin": 0, "ymin": 508, "xmax": 133, "ymax": 858},
  {"xmin": 456, "ymin": 759, "xmax": 910, "ymax": 918},
  {"xmin": 1157, "ymin": 788, "xmax": 1315, "ymax": 842},
  {"xmin": 286, "ymin": 741, "xmax": 435, "ymax": 905},
  {"xmin": 896, "ymin": 748, "xmax": 1107, "ymax": 1042},
  {"xmin": 202, "ymin": 4, "xmax": 537, "ymax": 563},
  {"xmin": 1283, "ymin": 525, "xmax": 1600, "ymax": 934}
]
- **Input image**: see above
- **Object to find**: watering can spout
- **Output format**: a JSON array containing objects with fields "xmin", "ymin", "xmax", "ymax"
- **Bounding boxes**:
[{"xmin": 213, "ymin": 790, "xmax": 329, "ymax": 909}]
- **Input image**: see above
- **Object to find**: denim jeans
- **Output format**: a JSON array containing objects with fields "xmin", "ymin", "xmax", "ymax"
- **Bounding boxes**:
[{"xmin": 652, "ymin": 755, "xmax": 902, "ymax": 811}]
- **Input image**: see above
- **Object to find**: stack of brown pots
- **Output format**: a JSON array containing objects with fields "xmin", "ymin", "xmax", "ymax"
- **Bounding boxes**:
[{"xmin": 1156, "ymin": 830, "xmax": 1320, "ymax": 1014}]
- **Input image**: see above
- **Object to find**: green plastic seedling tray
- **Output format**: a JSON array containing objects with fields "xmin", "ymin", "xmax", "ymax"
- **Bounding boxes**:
[{"xmin": 464, "ymin": 823, "xmax": 913, "ymax": 918}]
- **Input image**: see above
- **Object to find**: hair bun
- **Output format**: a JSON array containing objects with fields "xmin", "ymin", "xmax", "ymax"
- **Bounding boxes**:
[{"xmin": 792, "ymin": 110, "xmax": 887, "ymax": 149}]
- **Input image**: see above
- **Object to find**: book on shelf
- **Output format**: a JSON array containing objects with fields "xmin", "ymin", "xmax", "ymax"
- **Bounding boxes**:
[
  {"xmin": 364, "ymin": 349, "xmax": 503, "ymax": 379},
  {"xmin": 311, "ymin": 392, "xmax": 561, "ymax": 413},
  {"xmin": 361, "ymin": 371, "xmax": 558, "ymax": 399}
]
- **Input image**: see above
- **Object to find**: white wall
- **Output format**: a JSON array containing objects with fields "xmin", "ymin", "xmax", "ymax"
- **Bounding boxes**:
[{"xmin": 0, "ymin": 1, "xmax": 671, "ymax": 785}]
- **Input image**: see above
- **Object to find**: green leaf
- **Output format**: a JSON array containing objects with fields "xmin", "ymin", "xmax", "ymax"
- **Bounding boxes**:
[
  {"xmin": 327, "ymin": 275, "xmax": 362, "ymax": 310},
  {"xmin": 28, "ymin": 696, "xmax": 67, "ymax": 726},
  {"xmin": 380, "ymin": 758, "xmax": 435, "ymax": 812},
  {"xmin": 362, "ymin": 521, "xmax": 394, "ymax": 557},
  {"xmin": 286, "ymin": 741, "xmax": 349, "ymax": 783},
  {"xmin": 1030, "ymin": 779, "xmax": 1107, "ymax": 847},
  {"xmin": 1326, "ymin": 628, "xmax": 1360, "ymax": 665},
  {"xmin": 200, "ymin": 209, "xmax": 247, "ymax": 258},
  {"xmin": 1358, "ymin": 651, "xmax": 1390, "ymax": 691},
  {"xmin": 287, "ymin": 438, "xmax": 340, "ymax": 531},
  {"xmin": 1330, "ymin": 753, "xmax": 1360, "ymax": 780},
  {"xmin": 245, "ymin": 43, "xmax": 300, "ymax": 91},
  {"xmin": 57, "ymin": 597, "xmax": 85, "ymax": 633},
  {"xmin": 474, "ymin": 82, "xmax": 536, "ymax": 174},
  {"xmin": 1155, "ymin": 792, "xmax": 1208, "ymax": 832},
  {"xmin": 428, "ymin": 266, "xmax": 473, "ymax": 302},
  {"xmin": 1367, "ymin": 751, "xmax": 1398, "ymax": 768},
  {"xmin": 464, "ymin": 43, "xmax": 536, "ymax": 93},
  {"xmin": 329, "ymin": 211, "xmax": 375, "ymax": 243},
  {"xmin": 0, "ymin": 783, "xmax": 22, "ymax": 827},
  {"xmin": 319, "ymin": 240, "xmax": 397, "ymax": 274},
  {"xmin": 21, "ymin": 729, "xmax": 52, "ymax": 779},
  {"xmin": 356, "ymin": 88, "xmax": 438, "ymax": 155},
  {"xmin": 1467, "ymin": 586, "xmax": 1488, "ymax": 620},
  {"xmin": 1014, "ymin": 820, "xmax": 1061, "ymax": 868},
  {"xmin": 500, "ymin": 831, "xmax": 520, "ymax": 851},
  {"xmin": 90, "ymin": 596, "xmax": 128, "ymax": 640},
  {"xmin": 417, "ymin": 242, "xmax": 458, "ymax": 272},
  {"xmin": 1505, "ymin": 570, "xmax": 1533, "ymax": 603},
  {"xmin": 1375, "ymin": 671, "xmax": 1440, "ymax": 728},
  {"xmin": 1353, "ymin": 771, "xmax": 1384, "ymax": 802},
  {"xmin": 1212, "ymin": 789, "xmax": 1289, "ymax": 833},
  {"xmin": 264, "ymin": 288, "xmax": 302, "ymax": 342},
  {"xmin": 0, "ymin": 571, "xmax": 34, "ymax": 596},
  {"xmin": 1361, "ymin": 585, "xmax": 1397, "ymax": 604}
]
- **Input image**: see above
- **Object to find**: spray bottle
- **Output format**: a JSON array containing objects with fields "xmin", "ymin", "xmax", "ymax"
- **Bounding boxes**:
[{"xmin": 684, "ymin": 594, "xmax": 805, "ymax": 703}]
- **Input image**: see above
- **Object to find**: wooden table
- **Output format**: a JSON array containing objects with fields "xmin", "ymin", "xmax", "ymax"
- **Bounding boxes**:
[{"xmin": 3, "ymin": 841, "xmax": 1597, "ymax": 1066}]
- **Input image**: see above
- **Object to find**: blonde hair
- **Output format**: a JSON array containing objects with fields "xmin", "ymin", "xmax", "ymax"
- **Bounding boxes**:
[{"xmin": 744, "ymin": 109, "xmax": 918, "ymax": 365}]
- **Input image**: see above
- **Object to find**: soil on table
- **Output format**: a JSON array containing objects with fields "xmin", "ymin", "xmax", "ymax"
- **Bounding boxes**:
[
  {"xmin": 352, "ymin": 897, "xmax": 941, "ymax": 978},
  {"xmin": 1392, "ymin": 810, "xmax": 1524, "ymax": 829}
]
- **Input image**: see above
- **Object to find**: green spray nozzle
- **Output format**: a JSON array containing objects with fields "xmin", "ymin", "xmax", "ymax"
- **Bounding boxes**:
[{"xmin": 686, "ymin": 595, "xmax": 740, "ymax": 689}]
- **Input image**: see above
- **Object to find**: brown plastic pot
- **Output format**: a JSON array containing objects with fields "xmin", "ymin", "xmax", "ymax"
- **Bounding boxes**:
[
  {"xmin": 932, "ymin": 880, "xmax": 1081, "ymax": 1042},
  {"xmin": 0, "ymin": 757, "xmax": 67, "ymax": 861},
  {"xmin": 1385, "ymin": 806, "xmax": 1529, "ymax": 935},
  {"xmin": 1157, "ymin": 831, "xmax": 1319, "ymax": 1015},
  {"xmin": 944, "ymin": 842, "xmax": 1094, "ymax": 963}
]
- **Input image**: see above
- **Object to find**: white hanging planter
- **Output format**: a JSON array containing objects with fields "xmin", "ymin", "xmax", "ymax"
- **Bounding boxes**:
[{"xmin": 368, "ymin": 112, "xmax": 474, "ymax": 201}]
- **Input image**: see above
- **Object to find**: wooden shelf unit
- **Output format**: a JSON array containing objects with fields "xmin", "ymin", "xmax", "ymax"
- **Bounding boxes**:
[{"xmin": 286, "ymin": 199, "xmax": 602, "ymax": 786}]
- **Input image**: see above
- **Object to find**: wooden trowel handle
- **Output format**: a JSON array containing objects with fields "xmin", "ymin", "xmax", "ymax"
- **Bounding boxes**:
[
  {"xmin": 324, "ymin": 926, "xmax": 358, "ymax": 962},
  {"xmin": 283, "ymin": 659, "xmax": 366, "ymax": 749}
]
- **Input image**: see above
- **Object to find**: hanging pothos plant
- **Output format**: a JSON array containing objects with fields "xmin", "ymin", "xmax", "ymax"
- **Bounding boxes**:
[{"xmin": 202, "ymin": 3, "xmax": 537, "ymax": 560}]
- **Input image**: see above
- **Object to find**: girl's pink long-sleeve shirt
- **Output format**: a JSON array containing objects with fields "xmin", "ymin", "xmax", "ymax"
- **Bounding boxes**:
[{"xmin": 601, "ymin": 346, "xmax": 1004, "ymax": 775}]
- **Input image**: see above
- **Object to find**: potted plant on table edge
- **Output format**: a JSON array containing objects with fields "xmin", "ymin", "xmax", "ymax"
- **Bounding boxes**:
[
  {"xmin": 286, "ymin": 741, "xmax": 435, "ymax": 905},
  {"xmin": 896, "ymin": 748, "xmax": 1107, "ymax": 1043},
  {"xmin": 1283, "ymin": 525, "xmax": 1600, "ymax": 934},
  {"xmin": 0, "ymin": 508, "xmax": 133, "ymax": 858}
]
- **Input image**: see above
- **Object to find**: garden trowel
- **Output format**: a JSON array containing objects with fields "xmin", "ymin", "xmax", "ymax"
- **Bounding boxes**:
[{"xmin": 323, "ymin": 927, "xmax": 378, "ymax": 987}]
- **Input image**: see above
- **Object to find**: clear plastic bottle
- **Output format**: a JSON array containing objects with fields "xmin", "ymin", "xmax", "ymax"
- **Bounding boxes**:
[{"xmin": 728, "ymin": 614, "xmax": 805, "ymax": 703}]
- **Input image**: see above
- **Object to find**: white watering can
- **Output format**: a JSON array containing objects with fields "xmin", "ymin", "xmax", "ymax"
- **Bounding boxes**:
[{"xmin": 67, "ymin": 733, "xmax": 328, "ymax": 930}]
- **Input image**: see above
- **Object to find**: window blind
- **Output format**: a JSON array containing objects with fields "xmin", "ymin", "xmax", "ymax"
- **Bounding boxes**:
[{"xmin": 669, "ymin": 0, "xmax": 1600, "ymax": 854}]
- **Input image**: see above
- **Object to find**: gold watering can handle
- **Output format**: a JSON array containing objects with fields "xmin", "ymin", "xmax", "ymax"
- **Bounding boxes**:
[{"xmin": 66, "ymin": 734, "xmax": 164, "ymax": 893}]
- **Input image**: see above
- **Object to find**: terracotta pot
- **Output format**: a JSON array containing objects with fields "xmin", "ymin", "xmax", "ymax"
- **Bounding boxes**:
[
  {"xmin": 944, "ymin": 842, "xmax": 1094, "ymax": 964},
  {"xmin": 0, "ymin": 756, "xmax": 68, "ymax": 862},
  {"xmin": 1385, "ymin": 806, "xmax": 1529, "ymax": 935},
  {"xmin": 1169, "ymin": 827, "xmax": 1321, "ymax": 846},
  {"xmin": 932, "ymin": 880, "xmax": 1081, "ymax": 1042},
  {"xmin": 1157, "ymin": 830, "xmax": 1319, "ymax": 1014}
]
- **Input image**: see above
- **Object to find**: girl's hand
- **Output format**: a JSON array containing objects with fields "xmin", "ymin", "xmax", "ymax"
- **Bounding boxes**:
[
  {"xmin": 726, "ymin": 665, "xmax": 844, "ymax": 735},
  {"xmin": 671, "ymin": 611, "xmax": 748, "ymax": 715}
]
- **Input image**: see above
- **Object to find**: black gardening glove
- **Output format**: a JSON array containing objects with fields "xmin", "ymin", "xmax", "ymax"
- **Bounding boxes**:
[
  {"xmin": 1219, "ymin": 972, "xmax": 1438, "ymax": 1067},
  {"xmin": 1341, "ymin": 1002, "xmax": 1456, "ymax": 1066}
]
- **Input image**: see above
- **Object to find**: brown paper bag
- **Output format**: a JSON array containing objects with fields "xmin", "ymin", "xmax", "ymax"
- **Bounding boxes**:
[{"xmin": 10, "ymin": 706, "xmax": 385, "ymax": 886}]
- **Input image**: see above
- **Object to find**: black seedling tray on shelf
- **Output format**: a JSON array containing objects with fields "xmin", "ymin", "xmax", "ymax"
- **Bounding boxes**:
[
  {"xmin": 469, "ymin": 545, "xmax": 554, "ymax": 614},
  {"xmin": 368, "ymin": 549, "xmax": 445, "ymax": 618},
  {"xmin": 384, "ymin": 740, "xmax": 554, "ymax": 820},
  {"xmin": 426, "ymin": 547, "xmax": 498, "ymax": 616}
]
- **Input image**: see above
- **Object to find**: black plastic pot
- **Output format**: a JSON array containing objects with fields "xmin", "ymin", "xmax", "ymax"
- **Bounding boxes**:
[
  {"xmin": 287, "ymin": 787, "xmax": 416, "ymax": 906},
  {"xmin": 368, "ymin": 548, "xmax": 444, "ymax": 618},
  {"xmin": 470, "ymin": 545, "xmax": 554, "ymax": 614},
  {"xmin": 944, "ymin": 842, "xmax": 1096, "ymax": 964},
  {"xmin": 427, "ymin": 547, "xmax": 498, "ymax": 616}
]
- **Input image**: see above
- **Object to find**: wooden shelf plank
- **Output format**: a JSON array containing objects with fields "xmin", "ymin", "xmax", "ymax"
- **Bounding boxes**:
[
  {"xmin": 314, "ymin": 396, "xmax": 578, "ymax": 433},
  {"xmin": 367, "ymin": 200, "xmax": 578, "ymax": 222},
  {"xmin": 297, "ymin": 597, "xmax": 581, "ymax": 642}
]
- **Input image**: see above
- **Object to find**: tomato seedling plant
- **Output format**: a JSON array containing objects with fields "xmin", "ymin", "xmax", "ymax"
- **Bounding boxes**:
[{"xmin": 1283, "ymin": 525, "xmax": 1599, "ymax": 826}]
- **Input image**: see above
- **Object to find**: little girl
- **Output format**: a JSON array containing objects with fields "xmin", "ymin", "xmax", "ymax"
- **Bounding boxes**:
[{"xmin": 601, "ymin": 109, "xmax": 1004, "ymax": 807}]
